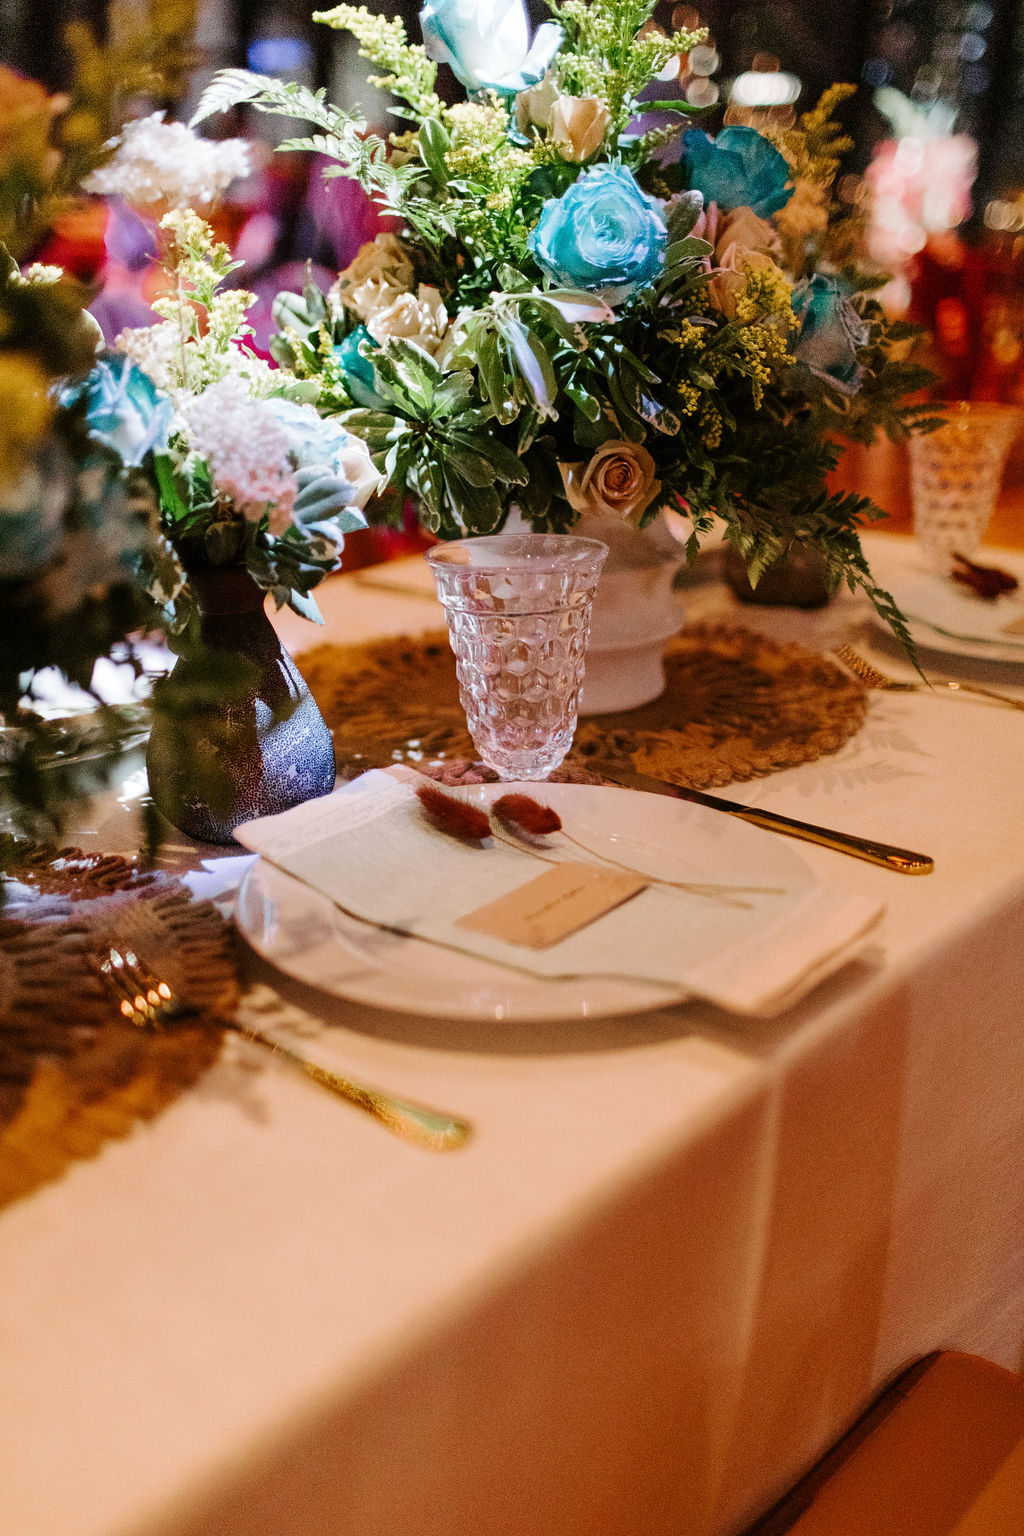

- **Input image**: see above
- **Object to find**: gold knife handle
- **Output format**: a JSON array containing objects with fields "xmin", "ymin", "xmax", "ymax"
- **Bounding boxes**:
[{"xmin": 729, "ymin": 806, "xmax": 934, "ymax": 874}]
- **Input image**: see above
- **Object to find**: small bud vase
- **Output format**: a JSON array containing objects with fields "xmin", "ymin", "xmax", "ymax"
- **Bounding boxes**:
[{"xmin": 145, "ymin": 566, "xmax": 335, "ymax": 845}]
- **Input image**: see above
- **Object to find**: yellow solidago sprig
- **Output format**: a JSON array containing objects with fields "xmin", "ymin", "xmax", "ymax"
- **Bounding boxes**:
[
  {"xmin": 313, "ymin": 4, "xmax": 444, "ymax": 121},
  {"xmin": 444, "ymin": 101, "xmax": 536, "ymax": 212},
  {"xmin": 769, "ymin": 84, "xmax": 857, "ymax": 263},
  {"xmin": 549, "ymin": 0, "xmax": 706, "ymax": 135}
]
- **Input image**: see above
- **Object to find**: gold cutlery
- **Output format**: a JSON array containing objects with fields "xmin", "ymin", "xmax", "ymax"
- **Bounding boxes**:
[
  {"xmin": 94, "ymin": 947, "xmax": 471, "ymax": 1151},
  {"xmin": 835, "ymin": 643, "xmax": 1024, "ymax": 712},
  {"xmin": 590, "ymin": 763, "xmax": 934, "ymax": 875}
]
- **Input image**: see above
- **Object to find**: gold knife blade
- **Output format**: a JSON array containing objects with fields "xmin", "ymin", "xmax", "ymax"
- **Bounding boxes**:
[{"xmin": 590, "ymin": 763, "xmax": 934, "ymax": 875}]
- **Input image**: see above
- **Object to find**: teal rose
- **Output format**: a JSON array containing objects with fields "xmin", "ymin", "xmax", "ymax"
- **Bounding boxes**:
[
  {"xmin": 64, "ymin": 352, "xmax": 173, "ymax": 467},
  {"xmin": 528, "ymin": 164, "xmax": 667, "ymax": 305},
  {"xmin": 419, "ymin": 0, "xmax": 561, "ymax": 96},
  {"xmin": 333, "ymin": 325, "xmax": 390, "ymax": 411},
  {"xmin": 682, "ymin": 127, "xmax": 793, "ymax": 218},
  {"xmin": 791, "ymin": 274, "xmax": 869, "ymax": 395}
]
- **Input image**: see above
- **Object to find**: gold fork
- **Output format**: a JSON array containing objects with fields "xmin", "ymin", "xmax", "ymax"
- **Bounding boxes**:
[
  {"xmin": 835, "ymin": 644, "xmax": 1024, "ymax": 713},
  {"xmin": 93, "ymin": 947, "xmax": 471, "ymax": 1152}
]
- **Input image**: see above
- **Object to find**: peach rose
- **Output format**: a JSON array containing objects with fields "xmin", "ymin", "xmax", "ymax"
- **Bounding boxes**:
[
  {"xmin": 559, "ymin": 441, "xmax": 662, "ymax": 525},
  {"xmin": 707, "ymin": 246, "xmax": 783, "ymax": 321},
  {"xmin": 549, "ymin": 96, "xmax": 612, "ymax": 163},
  {"xmin": 713, "ymin": 205, "xmax": 781, "ymax": 261}
]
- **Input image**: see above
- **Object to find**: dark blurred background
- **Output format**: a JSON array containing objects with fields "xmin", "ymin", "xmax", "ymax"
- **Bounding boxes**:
[
  {"xmin": 5, "ymin": 0, "xmax": 1023, "ymax": 211},
  {"xmin": 6, "ymin": 0, "xmax": 1024, "ymax": 418}
]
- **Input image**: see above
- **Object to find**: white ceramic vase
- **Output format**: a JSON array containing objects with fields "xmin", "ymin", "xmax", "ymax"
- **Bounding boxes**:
[{"xmin": 501, "ymin": 507, "xmax": 687, "ymax": 715}]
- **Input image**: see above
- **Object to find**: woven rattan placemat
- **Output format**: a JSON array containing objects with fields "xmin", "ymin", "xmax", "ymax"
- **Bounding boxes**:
[
  {"xmin": 0, "ymin": 847, "xmax": 238, "ymax": 1210},
  {"xmin": 300, "ymin": 623, "xmax": 867, "ymax": 788}
]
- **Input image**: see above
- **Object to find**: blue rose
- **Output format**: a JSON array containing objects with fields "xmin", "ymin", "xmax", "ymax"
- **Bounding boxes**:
[
  {"xmin": 65, "ymin": 352, "xmax": 173, "ymax": 466},
  {"xmin": 419, "ymin": 0, "xmax": 562, "ymax": 96},
  {"xmin": 791, "ymin": 274, "xmax": 870, "ymax": 395},
  {"xmin": 333, "ymin": 326, "xmax": 389, "ymax": 410},
  {"xmin": 528, "ymin": 164, "xmax": 667, "ymax": 305},
  {"xmin": 682, "ymin": 127, "xmax": 793, "ymax": 219}
]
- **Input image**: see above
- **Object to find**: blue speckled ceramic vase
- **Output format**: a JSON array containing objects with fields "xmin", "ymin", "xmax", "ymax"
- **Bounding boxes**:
[{"xmin": 146, "ymin": 566, "xmax": 335, "ymax": 845}]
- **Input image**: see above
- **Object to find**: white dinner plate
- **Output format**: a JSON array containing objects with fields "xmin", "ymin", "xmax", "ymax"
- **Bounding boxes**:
[
  {"xmin": 873, "ymin": 551, "xmax": 1024, "ymax": 665},
  {"xmin": 236, "ymin": 779, "xmax": 816, "ymax": 1023}
]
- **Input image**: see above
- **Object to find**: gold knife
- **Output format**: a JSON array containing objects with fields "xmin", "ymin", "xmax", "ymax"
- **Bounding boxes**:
[{"xmin": 590, "ymin": 763, "xmax": 934, "ymax": 875}]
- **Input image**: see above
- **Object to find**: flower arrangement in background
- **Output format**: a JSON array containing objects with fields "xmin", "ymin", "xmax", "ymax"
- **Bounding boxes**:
[
  {"xmin": 195, "ymin": 0, "xmax": 935, "ymax": 642},
  {"xmin": 96, "ymin": 186, "xmax": 380, "ymax": 628},
  {"xmin": 0, "ymin": 2, "xmax": 199, "ymax": 838}
]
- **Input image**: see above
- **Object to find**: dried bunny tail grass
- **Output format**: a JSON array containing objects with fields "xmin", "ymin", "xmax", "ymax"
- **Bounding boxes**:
[
  {"xmin": 490, "ymin": 800, "xmax": 771, "ymax": 911},
  {"xmin": 415, "ymin": 783, "xmax": 491, "ymax": 843},
  {"xmin": 492, "ymin": 794, "xmax": 562, "ymax": 837}
]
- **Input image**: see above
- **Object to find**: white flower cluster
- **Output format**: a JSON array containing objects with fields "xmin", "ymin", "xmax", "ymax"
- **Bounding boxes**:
[
  {"xmin": 84, "ymin": 113, "xmax": 251, "ymax": 211},
  {"xmin": 179, "ymin": 377, "xmax": 298, "ymax": 533},
  {"xmin": 116, "ymin": 325, "xmax": 278, "ymax": 407}
]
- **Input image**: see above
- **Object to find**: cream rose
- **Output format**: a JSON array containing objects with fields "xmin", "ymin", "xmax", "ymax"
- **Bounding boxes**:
[
  {"xmin": 366, "ymin": 284, "xmax": 451, "ymax": 357},
  {"xmin": 332, "ymin": 233, "xmax": 415, "ymax": 322},
  {"xmin": 707, "ymin": 205, "xmax": 788, "ymax": 320},
  {"xmin": 549, "ymin": 96, "xmax": 612, "ymax": 163},
  {"xmin": 560, "ymin": 441, "xmax": 662, "ymax": 526},
  {"xmin": 514, "ymin": 71, "xmax": 560, "ymax": 134}
]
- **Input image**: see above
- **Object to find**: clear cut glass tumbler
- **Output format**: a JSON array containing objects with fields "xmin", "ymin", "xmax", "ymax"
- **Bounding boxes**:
[
  {"xmin": 426, "ymin": 534, "xmax": 608, "ymax": 780},
  {"xmin": 909, "ymin": 401, "xmax": 1022, "ymax": 573}
]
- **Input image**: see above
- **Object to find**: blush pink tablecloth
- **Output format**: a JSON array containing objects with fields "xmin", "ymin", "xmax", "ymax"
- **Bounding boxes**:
[{"xmin": 1, "ymin": 534, "xmax": 1023, "ymax": 1536}]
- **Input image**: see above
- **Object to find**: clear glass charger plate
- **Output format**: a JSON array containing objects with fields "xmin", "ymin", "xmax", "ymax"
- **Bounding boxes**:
[
  {"xmin": 871, "ymin": 550, "xmax": 1024, "ymax": 665},
  {"xmin": 235, "ymin": 779, "xmax": 817, "ymax": 1023}
]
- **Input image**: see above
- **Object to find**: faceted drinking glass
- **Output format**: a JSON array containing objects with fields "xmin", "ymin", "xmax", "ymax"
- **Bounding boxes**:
[
  {"xmin": 909, "ymin": 402, "xmax": 1022, "ymax": 573},
  {"xmin": 426, "ymin": 534, "xmax": 608, "ymax": 780}
]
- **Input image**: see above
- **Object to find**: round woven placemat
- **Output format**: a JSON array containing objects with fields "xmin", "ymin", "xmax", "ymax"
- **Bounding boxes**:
[
  {"xmin": 300, "ymin": 623, "xmax": 867, "ymax": 788},
  {"xmin": 0, "ymin": 846, "xmax": 238, "ymax": 1210}
]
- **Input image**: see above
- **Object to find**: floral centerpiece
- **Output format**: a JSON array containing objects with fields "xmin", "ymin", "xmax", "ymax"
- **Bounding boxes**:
[
  {"xmin": 77, "ymin": 119, "xmax": 382, "ymax": 839},
  {"xmin": 195, "ymin": 0, "xmax": 933, "ymax": 679}
]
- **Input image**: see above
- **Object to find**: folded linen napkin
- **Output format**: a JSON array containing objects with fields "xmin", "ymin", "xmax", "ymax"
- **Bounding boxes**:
[{"xmin": 235, "ymin": 769, "xmax": 883, "ymax": 1016}]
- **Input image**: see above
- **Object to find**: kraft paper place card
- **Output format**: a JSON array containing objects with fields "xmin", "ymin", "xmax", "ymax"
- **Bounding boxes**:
[{"xmin": 457, "ymin": 862, "xmax": 646, "ymax": 949}]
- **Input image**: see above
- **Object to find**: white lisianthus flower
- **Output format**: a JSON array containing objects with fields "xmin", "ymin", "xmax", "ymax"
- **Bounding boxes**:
[
  {"xmin": 332, "ymin": 434, "xmax": 382, "ymax": 509},
  {"xmin": 366, "ymin": 285, "xmax": 451, "ymax": 357},
  {"xmin": 83, "ymin": 113, "xmax": 251, "ymax": 211},
  {"xmin": 559, "ymin": 441, "xmax": 662, "ymax": 526},
  {"xmin": 548, "ymin": 96, "xmax": 612, "ymax": 163},
  {"xmin": 179, "ymin": 377, "xmax": 298, "ymax": 533},
  {"xmin": 332, "ymin": 233, "xmax": 415, "ymax": 322}
]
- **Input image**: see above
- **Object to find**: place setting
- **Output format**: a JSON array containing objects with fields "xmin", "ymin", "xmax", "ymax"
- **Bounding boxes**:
[{"xmin": 864, "ymin": 402, "xmax": 1024, "ymax": 671}]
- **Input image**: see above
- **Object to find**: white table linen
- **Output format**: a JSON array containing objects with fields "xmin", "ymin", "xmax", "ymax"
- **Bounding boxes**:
[{"xmin": 2, "ymin": 533, "xmax": 1024, "ymax": 1536}]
